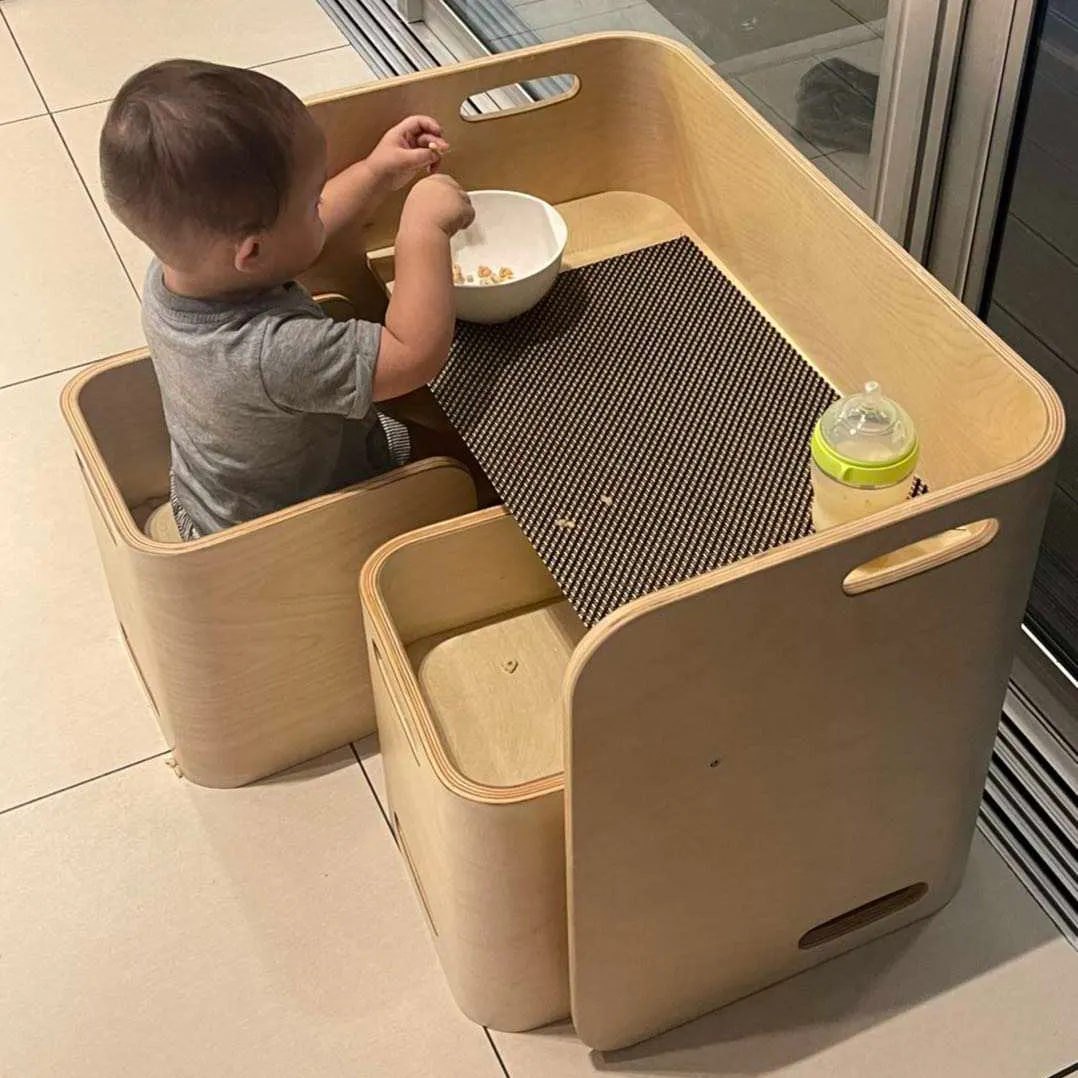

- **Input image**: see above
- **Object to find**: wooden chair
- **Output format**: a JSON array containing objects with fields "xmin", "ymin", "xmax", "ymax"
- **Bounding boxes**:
[{"xmin": 61, "ymin": 292, "xmax": 476, "ymax": 787}]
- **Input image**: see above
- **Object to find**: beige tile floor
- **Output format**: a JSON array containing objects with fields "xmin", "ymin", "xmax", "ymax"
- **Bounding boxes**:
[{"xmin": 2, "ymin": 0, "xmax": 1077, "ymax": 1074}]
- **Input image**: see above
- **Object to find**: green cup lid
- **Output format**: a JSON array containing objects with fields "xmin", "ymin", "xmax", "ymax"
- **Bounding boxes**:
[{"xmin": 811, "ymin": 382, "xmax": 919, "ymax": 489}]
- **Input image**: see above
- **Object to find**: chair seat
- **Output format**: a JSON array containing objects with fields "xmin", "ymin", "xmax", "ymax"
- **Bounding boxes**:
[{"xmin": 144, "ymin": 502, "xmax": 182, "ymax": 543}]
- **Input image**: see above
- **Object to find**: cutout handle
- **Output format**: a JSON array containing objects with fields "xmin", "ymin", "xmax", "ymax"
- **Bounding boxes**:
[
  {"xmin": 843, "ymin": 519, "xmax": 999, "ymax": 596},
  {"xmin": 799, "ymin": 882, "xmax": 928, "ymax": 949},
  {"xmin": 460, "ymin": 74, "xmax": 580, "ymax": 122}
]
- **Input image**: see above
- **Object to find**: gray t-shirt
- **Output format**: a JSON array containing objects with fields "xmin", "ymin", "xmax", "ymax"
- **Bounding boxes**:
[{"xmin": 142, "ymin": 262, "xmax": 405, "ymax": 538}]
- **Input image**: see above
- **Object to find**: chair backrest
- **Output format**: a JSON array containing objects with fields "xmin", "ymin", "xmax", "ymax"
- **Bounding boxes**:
[
  {"xmin": 564, "ymin": 469, "xmax": 1055, "ymax": 1051},
  {"xmin": 71, "ymin": 350, "xmax": 171, "ymax": 519}
]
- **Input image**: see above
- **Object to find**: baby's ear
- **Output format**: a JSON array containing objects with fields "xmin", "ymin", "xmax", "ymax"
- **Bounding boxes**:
[{"xmin": 233, "ymin": 235, "xmax": 261, "ymax": 274}]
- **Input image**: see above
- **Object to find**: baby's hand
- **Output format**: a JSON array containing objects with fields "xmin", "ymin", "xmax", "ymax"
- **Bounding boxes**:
[
  {"xmin": 367, "ymin": 115, "xmax": 449, "ymax": 190},
  {"xmin": 402, "ymin": 175, "xmax": 475, "ymax": 237}
]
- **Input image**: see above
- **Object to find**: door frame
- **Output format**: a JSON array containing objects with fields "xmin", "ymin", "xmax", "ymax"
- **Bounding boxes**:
[{"xmin": 922, "ymin": 0, "xmax": 1041, "ymax": 301}]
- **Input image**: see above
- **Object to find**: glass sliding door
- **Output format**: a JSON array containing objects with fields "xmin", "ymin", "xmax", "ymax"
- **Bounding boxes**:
[{"xmin": 430, "ymin": 0, "xmax": 949, "ymax": 238}]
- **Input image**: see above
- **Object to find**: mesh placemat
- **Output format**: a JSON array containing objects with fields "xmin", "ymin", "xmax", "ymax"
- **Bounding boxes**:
[{"xmin": 434, "ymin": 237, "xmax": 917, "ymax": 626}]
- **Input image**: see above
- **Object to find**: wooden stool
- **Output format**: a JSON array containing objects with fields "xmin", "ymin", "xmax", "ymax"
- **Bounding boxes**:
[{"xmin": 143, "ymin": 503, "xmax": 181, "ymax": 543}]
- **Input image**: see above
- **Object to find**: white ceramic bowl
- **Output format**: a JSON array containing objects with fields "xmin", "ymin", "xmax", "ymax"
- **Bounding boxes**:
[{"xmin": 450, "ymin": 190, "xmax": 568, "ymax": 324}]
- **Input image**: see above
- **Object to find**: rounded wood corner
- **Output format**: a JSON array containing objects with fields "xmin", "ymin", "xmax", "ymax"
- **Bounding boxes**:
[
  {"xmin": 367, "ymin": 683, "xmax": 565, "ymax": 806},
  {"xmin": 361, "ymin": 506, "xmax": 569, "ymax": 806},
  {"xmin": 58, "ymin": 367, "xmax": 91, "ymax": 415},
  {"xmin": 841, "ymin": 517, "xmax": 1000, "ymax": 595},
  {"xmin": 311, "ymin": 291, "xmax": 358, "ymax": 321},
  {"xmin": 393, "ymin": 453, "xmax": 474, "ymax": 484},
  {"xmin": 59, "ymin": 347, "xmax": 152, "ymax": 418},
  {"xmin": 372, "ymin": 622, "xmax": 565, "ymax": 807},
  {"xmin": 361, "ymin": 503, "xmax": 512, "ymax": 594}
]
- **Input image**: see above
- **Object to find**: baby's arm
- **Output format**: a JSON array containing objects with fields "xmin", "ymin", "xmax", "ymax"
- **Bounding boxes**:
[
  {"xmin": 260, "ymin": 179, "xmax": 472, "ymax": 414},
  {"xmin": 319, "ymin": 115, "xmax": 449, "ymax": 238},
  {"xmin": 372, "ymin": 175, "xmax": 474, "ymax": 401}
]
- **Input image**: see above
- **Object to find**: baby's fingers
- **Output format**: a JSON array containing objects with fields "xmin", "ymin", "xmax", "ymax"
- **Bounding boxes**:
[
  {"xmin": 399, "ymin": 114, "xmax": 443, "ymax": 145},
  {"xmin": 418, "ymin": 135, "xmax": 450, "ymax": 174},
  {"xmin": 398, "ymin": 146, "xmax": 439, "ymax": 172},
  {"xmin": 418, "ymin": 134, "xmax": 450, "ymax": 155}
]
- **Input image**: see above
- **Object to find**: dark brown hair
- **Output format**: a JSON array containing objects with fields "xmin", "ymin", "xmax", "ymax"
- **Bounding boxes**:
[{"xmin": 100, "ymin": 59, "xmax": 312, "ymax": 256}]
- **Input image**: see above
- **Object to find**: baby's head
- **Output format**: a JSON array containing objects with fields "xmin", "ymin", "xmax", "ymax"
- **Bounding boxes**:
[{"xmin": 101, "ymin": 59, "xmax": 328, "ymax": 290}]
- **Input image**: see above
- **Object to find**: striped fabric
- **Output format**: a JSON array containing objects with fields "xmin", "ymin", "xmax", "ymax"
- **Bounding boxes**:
[{"xmin": 377, "ymin": 412, "xmax": 412, "ymax": 467}]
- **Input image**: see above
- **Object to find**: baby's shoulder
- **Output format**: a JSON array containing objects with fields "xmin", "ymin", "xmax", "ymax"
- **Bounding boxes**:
[{"xmin": 275, "ymin": 280, "xmax": 326, "ymax": 317}]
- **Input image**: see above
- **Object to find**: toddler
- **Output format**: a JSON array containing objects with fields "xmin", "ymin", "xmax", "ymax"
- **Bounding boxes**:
[{"xmin": 99, "ymin": 59, "xmax": 475, "ymax": 539}]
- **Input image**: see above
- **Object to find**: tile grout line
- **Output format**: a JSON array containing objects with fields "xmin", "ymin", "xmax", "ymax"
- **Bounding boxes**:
[
  {"xmin": 0, "ymin": 109, "xmax": 48, "ymax": 129},
  {"xmin": 1, "ymin": 16, "xmax": 358, "ymax": 304},
  {"xmin": 7, "ymin": 45, "xmax": 358, "ymax": 122},
  {"xmin": 0, "ymin": 8, "xmax": 52, "ymax": 115},
  {"xmin": 349, "ymin": 741, "xmax": 394, "ymax": 834},
  {"xmin": 507, "ymin": 0, "xmax": 638, "ymax": 25},
  {"xmin": 49, "ymin": 96, "xmax": 113, "ymax": 117},
  {"xmin": 0, "ymin": 358, "xmax": 92, "ymax": 393},
  {"xmin": 38, "ymin": 42, "xmax": 361, "ymax": 122},
  {"xmin": 825, "ymin": 150, "xmax": 869, "ymax": 189},
  {"xmin": 732, "ymin": 78, "xmax": 827, "ymax": 161},
  {"xmin": 489, "ymin": 1, "xmax": 686, "ymax": 49},
  {"xmin": 715, "ymin": 20, "xmax": 877, "ymax": 78},
  {"xmin": 250, "ymin": 41, "xmax": 360, "ymax": 72},
  {"xmin": 483, "ymin": 1028, "xmax": 513, "ymax": 1078},
  {"xmin": 0, "ymin": 8, "xmax": 46, "ymax": 124},
  {"xmin": 829, "ymin": 0, "xmax": 877, "ymax": 26},
  {"xmin": 0, "ymin": 10, "xmax": 167, "ymax": 822},
  {"xmin": 0, "ymin": 749, "xmax": 171, "ymax": 818},
  {"xmin": 1045, "ymin": 1062, "xmax": 1078, "ymax": 1078},
  {"xmin": 0, "ymin": 7, "xmax": 140, "ymax": 299},
  {"xmin": 347, "ymin": 741, "xmax": 516, "ymax": 1077},
  {"xmin": 46, "ymin": 114, "xmax": 141, "ymax": 298}
]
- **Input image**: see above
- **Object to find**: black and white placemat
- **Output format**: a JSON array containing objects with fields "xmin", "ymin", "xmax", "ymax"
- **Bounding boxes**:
[{"xmin": 434, "ymin": 237, "xmax": 918, "ymax": 626}]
